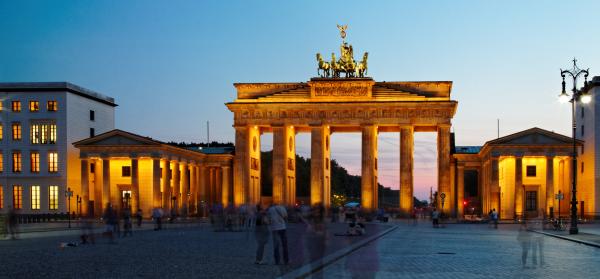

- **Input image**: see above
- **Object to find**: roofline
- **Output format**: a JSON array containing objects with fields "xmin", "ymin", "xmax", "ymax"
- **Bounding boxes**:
[{"xmin": 0, "ymin": 82, "xmax": 117, "ymax": 107}]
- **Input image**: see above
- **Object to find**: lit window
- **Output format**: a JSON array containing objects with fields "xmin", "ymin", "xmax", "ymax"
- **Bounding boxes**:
[
  {"xmin": 0, "ymin": 102, "xmax": 3, "ymax": 111},
  {"xmin": 11, "ymin": 101, "xmax": 21, "ymax": 112},
  {"xmin": 49, "ymin": 186, "xmax": 58, "ymax": 210},
  {"xmin": 0, "ymin": 123, "xmax": 3, "ymax": 141},
  {"xmin": 31, "ymin": 186, "xmax": 40, "ymax": 210},
  {"xmin": 48, "ymin": 152, "xmax": 58, "ymax": 173},
  {"xmin": 30, "ymin": 152, "xmax": 40, "ymax": 173},
  {"xmin": 47, "ymin": 101, "xmax": 58, "ymax": 111},
  {"xmin": 0, "ymin": 186, "xmax": 3, "ymax": 209},
  {"xmin": 526, "ymin": 165, "xmax": 536, "ymax": 177},
  {"xmin": 30, "ymin": 122, "xmax": 57, "ymax": 144},
  {"xmin": 50, "ymin": 124, "xmax": 57, "ymax": 144},
  {"xmin": 29, "ymin": 101, "xmax": 39, "ymax": 112},
  {"xmin": 90, "ymin": 110, "xmax": 95, "ymax": 121},
  {"xmin": 13, "ymin": 185, "xmax": 22, "ymax": 209},
  {"xmin": 12, "ymin": 122, "xmax": 21, "ymax": 141},
  {"xmin": 122, "ymin": 166, "xmax": 131, "ymax": 177},
  {"xmin": 0, "ymin": 152, "xmax": 3, "ymax": 173},
  {"xmin": 12, "ymin": 151, "xmax": 21, "ymax": 173}
]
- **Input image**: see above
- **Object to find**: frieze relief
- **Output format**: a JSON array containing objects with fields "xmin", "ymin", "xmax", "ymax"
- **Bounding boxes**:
[{"xmin": 237, "ymin": 108, "xmax": 452, "ymax": 121}]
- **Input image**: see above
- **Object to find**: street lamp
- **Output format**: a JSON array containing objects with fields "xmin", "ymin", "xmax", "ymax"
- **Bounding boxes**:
[
  {"xmin": 559, "ymin": 58, "xmax": 590, "ymax": 235},
  {"xmin": 65, "ymin": 187, "xmax": 73, "ymax": 228}
]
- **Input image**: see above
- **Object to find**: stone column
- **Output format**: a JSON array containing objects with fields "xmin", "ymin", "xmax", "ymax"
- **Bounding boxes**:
[
  {"xmin": 162, "ymin": 160, "xmax": 170, "ymax": 211},
  {"xmin": 209, "ymin": 167, "xmax": 215, "ymax": 205},
  {"xmin": 131, "ymin": 158, "xmax": 139, "ymax": 212},
  {"xmin": 272, "ymin": 125, "xmax": 295, "ymax": 206},
  {"xmin": 199, "ymin": 165, "xmax": 208, "ymax": 216},
  {"xmin": 172, "ymin": 161, "xmax": 180, "ymax": 212},
  {"xmin": 361, "ymin": 124, "xmax": 378, "ymax": 211},
  {"xmin": 546, "ymin": 156, "xmax": 554, "ymax": 216},
  {"xmin": 437, "ymin": 125, "xmax": 451, "ymax": 213},
  {"xmin": 102, "ymin": 158, "xmax": 111, "ymax": 211},
  {"xmin": 189, "ymin": 164, "xmax": 197, "ymax": 215},
  {"xmin": 216, "ymin": 167, "xmax": 223, "ymax": 205},
  {"xmin": 93, "ymin": 160, "xmax": 102, "ymax": 216},
  {"xmin": 152, "ymin": 158, "xmax": 161, "ymax": 208},
  {"xmin": 181, "ymin": 162, "xmax": 189, "ymax": 216},
  {"xmin": 222, "ymin": 166, "xmax": 232, "ymax": 207},
  {"xmin": 80, "ymin": 159, "xmax": 89, "ymax": 216},
  {"xmin": 231, "ymin": 126, "xmax": 247, "ymax": 206},
  {"xmin": 490, "ymin": 158, "xmax": 500, "ymax": 214},
  {"xmin": 514, "ymin": 157, "xmax": 523, "ymax": 219},
  {"xmin": 399, "ymin": 126, "xmax": 414, "ymax": 216},
  {"xmin": 310, "ymin": 125, "xmax": 331, "ymax": 207},
  {"xmin": 457, "ymin": 164, "xmax": 465, "ymax": 219}
]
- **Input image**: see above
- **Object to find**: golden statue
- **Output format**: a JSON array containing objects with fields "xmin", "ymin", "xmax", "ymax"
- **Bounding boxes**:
[
  {"xmin": 337, "ymin": 24, "xmax": 348, "ymax": 41},
  {"xmin": 316, "ymin": 25, "xmax": 368, "ymax": 78}
]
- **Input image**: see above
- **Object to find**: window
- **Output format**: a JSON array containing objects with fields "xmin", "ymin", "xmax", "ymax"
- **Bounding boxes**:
[
  {"xmin": 90, "ymin": 128, "xmax": 95, "ymax": 138},
  {"xmin": 49, "ymin": 186, "xmax": 58, "ymax": 210},
  {"xmin": 0, "ymin": 123, "xmax": 3, "ymax": 141},
  {"xmin": 31, "ymin": 186, "xmax": 40, "ymax": 210},
  {"xmin": 90, "ymin": 110, "xmax": 95, "ymax": 121},
  {"xmin": 30, "ymin": 122, "xmax": 57, "ymax": 144},
  {"xmin": 122, "ymin": 166, "xmax": 131, "ymax": 177},
  {"xmin": 48, "ymin": 152, "xmax": 58, "ymax": 172},
  {"xmin": 0, "ymin": 102, "xmax": 3, "ymax": 111},
  {"xmin": 12, "ymin": 151, "xmax": 21, "ymax": 173},
  {"xmin": 582, "ymin": 125, "xmax": 585, "ymax": 137},
  {"xmin": 526, "ymin": 165, "xmax": 536, "ymax": 177},
  {"xmin": 47, "ymin": 101, "xmax": 57, "ymax": 111},
  {"xmin": 581, "ymin": 162, "xmax": 585, "ymax": 174},
  {"xmin": 29, "ymin": 101, "xmax": 39, "ymax": 112},
  {"xmin": 0, "ymin": 152, "xmax": 3, "ymax": 173},
  {"xmin": 90, "ymin": 163, "xmax": 95, "ymax": 173},
  {"xmin": 11, "ymin": 101, "xmax": 21, "ymax": 112},
  {"xmin": 30, "ymin": 152, "xmax": 40, "ymax": 173},
  {"xmin": 12, "ymin": 122, "xmax": 21, "ymax": 140},
  {"xmin": 13, "ymin": 185, "xmax": 22, "ymax": 209},
  {"xmin": 0, "ymin": 186, "xmax": 3, "ymax": 209}
]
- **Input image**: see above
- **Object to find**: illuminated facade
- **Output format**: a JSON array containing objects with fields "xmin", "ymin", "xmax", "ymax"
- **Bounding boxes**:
[
  {"xmin": 576, "ymin": 76, "xmax": 600, "ymax": 219},
  {"xmin": 453, "ymin": 128, "xmax": 582, "ymax": 219},
  {"xmin": 0, "ymin": 82, "xmax": 116, "ymax": 214},
  {"xmin": 73, "ymin": 130, "xmax": 233, "ymax": 217},
  {"xmin": 226, "ymin": 78, "xmax": 458, "ymax": 212}
]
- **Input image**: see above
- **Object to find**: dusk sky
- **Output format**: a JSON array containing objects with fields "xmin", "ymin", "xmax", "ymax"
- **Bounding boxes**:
[{"xmin": 2, "ymin": 1, "xmax": 600, "ymax": 200}]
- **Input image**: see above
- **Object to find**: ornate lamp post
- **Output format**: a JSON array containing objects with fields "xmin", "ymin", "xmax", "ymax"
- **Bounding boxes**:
[{"xmin": 559, "ymin": 58, "xmax": 591, "ymax": 235}]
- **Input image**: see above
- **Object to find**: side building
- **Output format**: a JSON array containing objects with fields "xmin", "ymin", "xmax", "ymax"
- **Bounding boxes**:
[
  {"xmin": 0, "ymin": 82, "xmax": 116, "ymax": 214},
  {"xmin": 576, "ymin": 76, "xmax": 600, "ymax": 219}
]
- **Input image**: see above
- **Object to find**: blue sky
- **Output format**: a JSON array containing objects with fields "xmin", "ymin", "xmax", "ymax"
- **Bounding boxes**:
[{"xmin": 2, "ymin": 1, "xmax": 599, "ymax": 199}]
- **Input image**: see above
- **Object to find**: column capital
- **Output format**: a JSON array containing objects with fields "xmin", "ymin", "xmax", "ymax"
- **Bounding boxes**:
[{"xmin": 437, "ymin": 124, "xmax": 452, "ymax": 129}]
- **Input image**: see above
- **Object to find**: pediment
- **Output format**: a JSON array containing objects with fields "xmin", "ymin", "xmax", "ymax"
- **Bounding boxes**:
[
  {"xmin": 487, "ymin": 128, "xmax": 575, "ymax": 146},
  {"xmin": 73, "ymin": 129, "xmax": 161, "ymax": 147}
]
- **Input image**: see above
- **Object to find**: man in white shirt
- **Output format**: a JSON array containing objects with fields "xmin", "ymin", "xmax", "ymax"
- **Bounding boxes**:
[{"xmin": 268, "ymin": 203, "xmax": 289, "ymax": 265}]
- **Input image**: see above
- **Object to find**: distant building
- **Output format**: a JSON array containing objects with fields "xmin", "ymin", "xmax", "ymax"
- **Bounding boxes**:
[
  {"xmin": 0, "ymin": 82, "xmax": 116, "ymax": 214},
  {"xmin": 576, "ymin": 76, "xmax": 600, "ymax": 219},
  {"xmin": 453, "ymin": 128, "xmax": 581, "ymax": 219}
]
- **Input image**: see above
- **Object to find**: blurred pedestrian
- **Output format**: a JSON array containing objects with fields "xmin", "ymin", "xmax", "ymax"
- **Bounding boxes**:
[
  {"xmin": 152, "ymin": 207, "xmax": 163, "ymax": 231},
  {"xmin": 7, "ymin": 208, "xmax": 19, "ymax": 240},
  {"xmin": 80, "ymin": 212, "xmax": 95, "ymax": 244},
  {"xmin": 431, "ymin": 208, "xmax": 440, "ymax": 228},
  {"xmin": 254, "ymin": 204, "xmax": 269, "ymax": 264},
  {"xmin": 122, "ymin": 207, "xmax": 133, "ymax": 237},
  {"xmin": 491, "ymin": 208, "xmax": 499, "ymax": 229},
  {"xmin": 517, "ymin": 221, "xmax": 531, "ymax": 267},
  {"xmin": 136, "ymin": 208, "xmax": 143, "ymax": 227},
  {"xmin": 268, "ymin": 203, "xmax": 289, "ymax": 265},
  {"xmin": 103, "ymin": 203, "xmax": 117, "ymax": 243}
]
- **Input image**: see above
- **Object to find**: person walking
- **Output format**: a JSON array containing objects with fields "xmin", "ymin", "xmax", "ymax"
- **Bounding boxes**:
[
  {"xmin": 152, "ymin": 207, "xmax": 163, "ymax": 231},
  {"xmin": 491, "ymin": 208, "xmax": 499, "ymax": 229},
  {"xmin": 103, "ymin": 203, "xmax": 117, "ymax": 243},
  {"xmin": 254, "ymin": 204, "xmax": 269, "ymax": 264},
  {"xmin": 122, "ymin": 207, "xmax": 133, "ymax": 237},
  {"xmin": 268, "ymin": 202, "xmax": 289, "ymax": 265},
  {"xmin": 431, "ymin": 208, "xmax": 440, "ymax": 228},
  {"xmin": 7, "ymin": 208, "xmax": 19, "ymax": 240},
  {"xmin": 135, "ymin": 208, "xmax": 143, "ymax": 227},
  {"xmin": 517, "ymin": 222, "xmax": 531, "ymax": 267}
]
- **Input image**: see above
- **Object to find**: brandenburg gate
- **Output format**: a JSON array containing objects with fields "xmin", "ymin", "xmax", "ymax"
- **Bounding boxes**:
[{"xmin": 226, "ymin": 27, "xmax": 458, "ymax": 213}]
